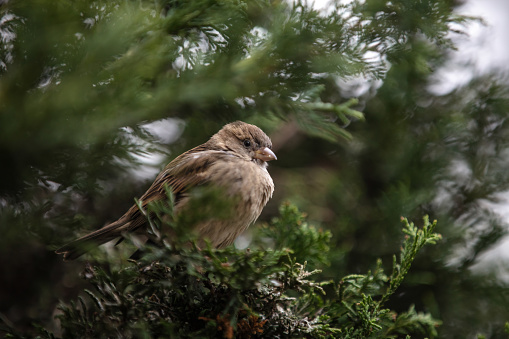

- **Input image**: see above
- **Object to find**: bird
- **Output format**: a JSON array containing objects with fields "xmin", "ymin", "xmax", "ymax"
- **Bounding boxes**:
[{"xmin": 56, "ymin": 121, "xmax": 276, "ymax": 260}]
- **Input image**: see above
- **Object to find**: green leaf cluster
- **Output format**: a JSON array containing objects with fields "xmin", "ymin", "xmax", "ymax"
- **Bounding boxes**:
[
  {"xmin": 4, "ymin": 0, "xmax": 509, "ymax": 336},
  {"xmin": 0, "ymin": 203, "xmax": 442, "ymax": 338}
]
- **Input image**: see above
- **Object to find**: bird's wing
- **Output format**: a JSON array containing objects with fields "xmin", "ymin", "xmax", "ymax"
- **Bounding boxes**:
[
  {"xmin": 119, "ymin": 147, "xmax": 225, "ymax": 231},
  {"xmin": 55, "ymin": 147, "xmax": 224, "ymax": 260},
  {"xmin": 143, "ymin": 147, "xmax": 220, "ymax": 205}
]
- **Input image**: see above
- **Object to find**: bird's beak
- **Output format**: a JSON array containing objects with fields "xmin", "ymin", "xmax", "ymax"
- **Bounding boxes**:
[{"xmin": 254, "ymin": 147, "xmax": 277, "ymax": 162}]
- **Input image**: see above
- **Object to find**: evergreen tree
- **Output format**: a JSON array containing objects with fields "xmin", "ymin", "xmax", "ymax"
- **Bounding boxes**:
[{"xmin": 1, "ymin": 0, "xmax": 508, "ymax": 337}]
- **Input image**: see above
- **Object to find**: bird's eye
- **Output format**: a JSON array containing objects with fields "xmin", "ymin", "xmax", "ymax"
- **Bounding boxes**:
[{"xmin": 243, "ymin": 139, "xmax": 251, "ymax": 147}]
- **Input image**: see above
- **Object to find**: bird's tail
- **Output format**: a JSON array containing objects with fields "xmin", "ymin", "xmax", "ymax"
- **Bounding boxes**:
[{"xmin": 55, "ymin": 219, "xmax": 131, "ymax": 261}]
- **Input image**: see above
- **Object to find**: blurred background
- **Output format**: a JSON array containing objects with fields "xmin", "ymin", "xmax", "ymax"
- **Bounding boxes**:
[{"xmin": 1, "ymin": 0, "xmax": 509, "ymax": 337}]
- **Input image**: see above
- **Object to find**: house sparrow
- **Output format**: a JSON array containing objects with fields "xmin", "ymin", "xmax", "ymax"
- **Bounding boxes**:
[{"xmin": 56, "ymin": 121, "xmax": 276, "ymax": 260}]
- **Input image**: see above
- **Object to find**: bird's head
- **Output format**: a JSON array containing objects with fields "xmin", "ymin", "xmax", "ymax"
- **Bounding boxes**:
[{"xmin": 209, "ymin": 121, "xmax": 277, "ymax": 165}]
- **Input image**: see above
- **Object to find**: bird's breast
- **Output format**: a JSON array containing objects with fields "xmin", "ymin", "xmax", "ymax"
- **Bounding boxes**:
[
  {"xmin": 196, "ymin": 157, "xmax": 273, "ymax": 244},
  {"xmin": 209, "ymin": 158, "xmax": 273, "ymax": 205}
]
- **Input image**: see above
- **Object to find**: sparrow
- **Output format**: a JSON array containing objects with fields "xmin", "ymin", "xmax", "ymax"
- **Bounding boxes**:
[{"xmin": 56, "ymin": 121, "xmax": 276, "ymax": 260}]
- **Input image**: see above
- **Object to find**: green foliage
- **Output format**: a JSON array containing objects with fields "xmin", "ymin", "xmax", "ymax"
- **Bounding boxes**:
[
  {"xmin": 257, "ymin": 202, "xmax": 332, "ymax": 268},
  {"xmin": 379, "ymin": 216, "xmax": 440, "ymax": 306},
  {"xmin": 3, "ymin": 0, "xmax": 509, "ymax": 337},
  {"xmin": 324, "ymin": 216, "xmax": 441, "ymax": 338},
  {"xmin": 0, "ymin": 203, "xmax": 441, "ymax": 338}
]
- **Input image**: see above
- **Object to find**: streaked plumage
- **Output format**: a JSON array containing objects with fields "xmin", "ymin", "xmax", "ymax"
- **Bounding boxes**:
[{"xmin": 56, "ymin": 121, "xmax": 276, "ymax": 260}]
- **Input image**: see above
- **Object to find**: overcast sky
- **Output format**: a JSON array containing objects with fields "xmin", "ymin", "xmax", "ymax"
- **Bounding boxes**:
[
  {"xmin": 441, "ymin": 0, "xmax": 509, "ymax": 276},
  {"xmin": 410, "ymin": 0, "xmax": 509, "ymax": 277},
  {"xmin": 431, "ymin": 0, "xmax": 509, "ymax": 94},
  {"xmin": 312, "ymin": 0, "xmax": 509, "ymax": 91}
]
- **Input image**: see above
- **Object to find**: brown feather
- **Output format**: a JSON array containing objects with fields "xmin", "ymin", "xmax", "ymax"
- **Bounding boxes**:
[{"xmin": 55, "ymin": 121, "xmax": 275, "ymax": 260}]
